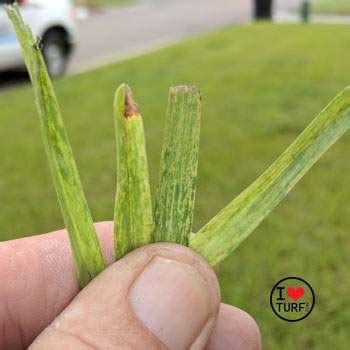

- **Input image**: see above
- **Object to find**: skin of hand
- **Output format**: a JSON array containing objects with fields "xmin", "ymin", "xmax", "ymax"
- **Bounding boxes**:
[{"xmin": 0, "ymin": 222, "xmax": 261, "ymax": 350}]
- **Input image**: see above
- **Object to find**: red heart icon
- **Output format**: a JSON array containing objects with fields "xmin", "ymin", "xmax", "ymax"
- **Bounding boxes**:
[{"xmin": 287, "ymin": 287, "xmax": 304, "ymax": 301}]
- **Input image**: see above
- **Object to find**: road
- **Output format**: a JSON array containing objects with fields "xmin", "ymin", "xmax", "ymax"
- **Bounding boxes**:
[
  {"xmin": 0, "ymin": 0, "xmax": 301, "ymax": 88},
  {"xmin": 68, "ymin": 0, "xmax": 300, "ymax": 73}
]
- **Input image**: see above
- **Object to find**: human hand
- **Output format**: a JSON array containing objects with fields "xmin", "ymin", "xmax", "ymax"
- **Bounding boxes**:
[{"xmin": 0, "ymin": 222, "xmax": 261, "ymax": 349}]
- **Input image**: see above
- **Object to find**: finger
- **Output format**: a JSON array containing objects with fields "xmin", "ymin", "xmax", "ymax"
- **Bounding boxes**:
[
  {"xmin": 207, "ymin": 304, "xmax": 261, "ymax": 350},
  {"xmin": 31, "ymin": 243, "xmax": 221, "ymax": 350},
  {"xmin": 0, "ymin": 221, "xmax": 114, "ymax": 350}
]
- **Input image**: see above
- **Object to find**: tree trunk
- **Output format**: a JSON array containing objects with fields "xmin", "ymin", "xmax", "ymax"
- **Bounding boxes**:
[{"xmin": 254, "ymin": 0, "xmax": 273, "ymax": 20}]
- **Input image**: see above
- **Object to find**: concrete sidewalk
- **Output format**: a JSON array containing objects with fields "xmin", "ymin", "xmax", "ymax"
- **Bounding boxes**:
[{"xmin": 276, "ymin": 11, "xmax": 350, "ymax": 24}]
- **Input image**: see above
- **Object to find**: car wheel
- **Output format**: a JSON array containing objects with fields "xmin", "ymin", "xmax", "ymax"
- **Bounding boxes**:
[{"xmin": 42, "ymin": 31, "xmax": 69, "ymax": 77}]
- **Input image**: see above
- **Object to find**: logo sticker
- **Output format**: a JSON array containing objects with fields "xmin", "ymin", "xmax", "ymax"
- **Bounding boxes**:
[{"xmin": 270, "ymin": 277, "xmax": 315, "ymax": 322}]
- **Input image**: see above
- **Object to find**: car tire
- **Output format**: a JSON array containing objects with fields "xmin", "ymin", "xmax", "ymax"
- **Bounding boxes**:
[{"xmin": 42, "ymin": 30, "xmax": 69, "ymax": 77}]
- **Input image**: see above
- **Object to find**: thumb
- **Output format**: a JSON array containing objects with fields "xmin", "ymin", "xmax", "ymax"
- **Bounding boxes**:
[{"xmin": 30, "ymin": 243, "xmax": 221, "ymax": 350}]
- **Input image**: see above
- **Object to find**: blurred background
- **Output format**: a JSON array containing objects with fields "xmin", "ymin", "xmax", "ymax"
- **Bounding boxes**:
[{"xmin": 1, "ymin": 0, "xmax": 350, "ymax": 348}]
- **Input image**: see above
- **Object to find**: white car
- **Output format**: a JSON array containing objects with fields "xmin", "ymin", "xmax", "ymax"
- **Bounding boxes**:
[{"xmin": 0, "ymin": 0, "xmax": 76, "ymax": 77}]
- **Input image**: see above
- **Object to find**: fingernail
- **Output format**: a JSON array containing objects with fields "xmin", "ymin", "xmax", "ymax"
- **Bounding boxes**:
[{"xmin": 129, "ymin": 256, "xmax": 213, "ymax": 350}]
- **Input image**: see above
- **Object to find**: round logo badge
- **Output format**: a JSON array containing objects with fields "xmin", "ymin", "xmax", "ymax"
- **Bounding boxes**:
[{"xmin": 270, "ymin": 277, "xmax": 315, "ymax": 322}]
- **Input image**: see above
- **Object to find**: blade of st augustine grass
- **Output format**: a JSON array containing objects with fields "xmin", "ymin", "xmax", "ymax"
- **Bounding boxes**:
[
  {"xmin": 114, "ymin": 84, "xmax": 153, "ymax": 259},
  {"xmin": 153, "ymin": 86, "xmax": 201, "ymax": 245},
  {"xmin": 190, "ymin": 87, "xmax": 350, "ymax": 266},
  {"xmin": 7, "ymin": 5, "xmax": 105, "ymax": 288}
]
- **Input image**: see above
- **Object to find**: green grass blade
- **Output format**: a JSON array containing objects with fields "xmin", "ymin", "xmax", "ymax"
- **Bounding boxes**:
[
  {"xmin": 114, "ymin": 84, "xmax": 153, "ymax": 259},
  {"xmin": 190, "ymin": 87, "xmax": 350, "ymax": 265},
  {"xmin": 153, "ymin": 86, "xmax": 201, "ymax": 245},
  {"xmin": 7, "ymin": 5, "xmax": 105, "ymax": 287}
]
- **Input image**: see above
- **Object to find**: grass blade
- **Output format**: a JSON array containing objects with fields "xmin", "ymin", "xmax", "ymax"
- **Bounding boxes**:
[
  {"xmin": 190, "ymin": 87, "xmax": 350, "ymax": 265},
  {"xmin": 114, "ymin": 84, "xmax": 153, "ymax": 259},
  {"xmin": 153, "ymin": 86, "xmax": 201, "ymax": 245},
  {"xmin": 7, "ymin": 5, "xmax": 105, "ymax": 287}
]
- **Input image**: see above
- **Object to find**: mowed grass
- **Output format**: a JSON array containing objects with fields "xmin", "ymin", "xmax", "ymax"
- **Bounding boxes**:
[
  {"xmin": 1, "ymin": 24, "xmax": 350, "ymax": 348},
  {"xmin": 312, "ymin": 0, "xmax": 350, "ymax": 15}
]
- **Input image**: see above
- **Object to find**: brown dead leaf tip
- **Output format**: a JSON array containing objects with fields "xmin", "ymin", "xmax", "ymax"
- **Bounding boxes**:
[{"xmin": 124, "ymin": 85, "xmax": 140, "ymax": 118}]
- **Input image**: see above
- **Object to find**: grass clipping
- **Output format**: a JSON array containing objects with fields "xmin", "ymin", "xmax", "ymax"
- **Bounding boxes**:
[
  {"xmin": 7, "ymin": 5, "xmax": 350, "ymax": 287},
  {"xmin": 6, "ymin": 5, "xmax": 105, "ymax": 288}
]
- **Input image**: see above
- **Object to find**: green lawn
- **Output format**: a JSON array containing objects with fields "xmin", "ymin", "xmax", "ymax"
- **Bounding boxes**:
[
  {"xmin": 1, "ymin": 24, "xmax": 350, "ymax": 348},
  {"xmin": 312, "ymin": 0, "xmax": 350, "ymax": 15}
]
